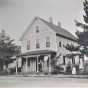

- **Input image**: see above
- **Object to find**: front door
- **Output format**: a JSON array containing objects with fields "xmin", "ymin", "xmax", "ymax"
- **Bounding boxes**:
[
  {"xmin": 29, "ymin": 57, "xmax": 36, "ymax": 73},
  {"xmin": 38, "ymin": 56, "xmax": 44, "ymax": 72}
]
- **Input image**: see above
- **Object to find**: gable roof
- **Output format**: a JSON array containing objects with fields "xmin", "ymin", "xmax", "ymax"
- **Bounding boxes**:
[
  {"xmin": 20, "ymin": 17, "xmax": 37, "ymax": 41},
  {"xmin": 20, "ymin": 17, "xmax": 77, "ymax": 41},
  {"xmin": 39, "ymin": 18, "xmax": 77, "ymax": 41}
]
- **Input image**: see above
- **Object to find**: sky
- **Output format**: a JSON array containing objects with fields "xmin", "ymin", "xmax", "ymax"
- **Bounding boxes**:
[{"xmin": 0, "ymin": 0, "xmax": 83, "ymax": 45}]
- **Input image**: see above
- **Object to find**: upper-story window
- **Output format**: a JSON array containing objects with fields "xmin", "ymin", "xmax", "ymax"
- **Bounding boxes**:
[
  {"xmin": 36, "ymin": 39, "xmax": 40, "ymax": 49},
  {"xmin": 36, "ymin": 26, "xmax": 39, "ymax": 33},
  {"xmin": 59, "ymin": 42, "xmax": 62, "ymax": 47},
  {"xmin": 27, "ymin": 40, "xmax": 30, "ymax": 50},
  {"xmin": 46, "ymin": 37, "xmax": 50, "ymax": 48}
]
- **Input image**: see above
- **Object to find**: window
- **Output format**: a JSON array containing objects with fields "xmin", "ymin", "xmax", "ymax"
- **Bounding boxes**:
[
  {"xmin": 46, "ymin": 37, "xmax": 50, "ymax": 47},
  {"xmin": 59, "ymin": 42, "xmax": 61, "ymax": 47},
  {"xmin": 27, "ymin": 40, "xmax": 30, "ymax": 50},
  {"xmin": 36, "ymin": 26, "xmax": 39, "ymax": 33},
  {"xmin": 36, "ymin": 39, "xmax": 40, "ymax": 49}
]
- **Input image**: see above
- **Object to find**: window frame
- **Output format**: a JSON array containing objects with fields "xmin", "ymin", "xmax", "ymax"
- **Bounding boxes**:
[
  {"xmin": 59, "ymin": 42, "xmax": 62, "ymax": 47},
  {"xmin": 36, "ymin": 26, "xmax": 39, "ymax": 33},
  {"xmin": 36, "ymin": 39, "xmax": 40, "ymax": 49},
  {"xmin": 27, "ymin": 40, "xmax": 30, "ymax": 50},
  {"xmin": 46, "ymin": 37, "xmax": 50, "ymax": 48}
]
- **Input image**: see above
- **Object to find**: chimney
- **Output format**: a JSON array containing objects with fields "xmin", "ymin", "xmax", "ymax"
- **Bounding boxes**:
[
  {"xmin": 49, "ymin": 17, "xmax": 53, "ymax": 24},
  {"xmin": 57, "ymin": 22, "xmax": 61, "ymax": 27}
]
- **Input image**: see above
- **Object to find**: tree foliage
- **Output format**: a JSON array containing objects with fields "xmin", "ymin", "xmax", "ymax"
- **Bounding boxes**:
[
  {"xmin": 75, "ymin": 0, "xmax": 88, "ymax": 55},
  {"xmin": 0, "ymin": 30, "xmax": 21, "ymax": 64},
  {"xmin": 75, "ymin": 0, "xmax": 88, "ymax": 31},
  {"xmin": 83, "ymin": 0, "xmax": 88, "ymax": 23}
]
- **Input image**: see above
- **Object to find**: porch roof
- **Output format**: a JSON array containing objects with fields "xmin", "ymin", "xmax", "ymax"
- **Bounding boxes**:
[
  {"xmin": 21, "ymin": 50, "xmax": 56, "ymax": 56},
  {"xmin": 66, "ymin": 51, "xmax": 81, "ymax": 56}
]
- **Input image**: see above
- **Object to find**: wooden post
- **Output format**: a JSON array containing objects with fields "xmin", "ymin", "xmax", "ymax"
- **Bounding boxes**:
[
  {"xmin": 72, "ymin": 57, "xmax": 75, "ymax": 67},
  {"xmin": 16, "ymin": 57, "xmax": 18, "ymax": 74},
  {"xmin": 25, "ymin": 57, "xmax": 28, "ymax": 72},
  {"xmin": 48, "ymin": 54, "xmax": 51, "ymax": 73},
  {"xmin": 79, "ymin": 56, "xmax": 80, "ymax": 65},
  {"xmin": 36, "ymin": 56, "xmax": 39, "ymax": 73},
  {"xmin": 82, "ymin": 57, "xmax": 85, "ymax": 70},
  {"xmin": 3, "ymin": 61, "xmax": 6, "ymax": 71},
  {"xmin": 63, "ymin": 56, "xmax": 65, "ymax": 65}
]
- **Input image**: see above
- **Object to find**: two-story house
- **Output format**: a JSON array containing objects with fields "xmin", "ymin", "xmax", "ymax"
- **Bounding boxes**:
[{"xmin": 19, "ymin": 17, "xmax": 77, "ymax": 74}]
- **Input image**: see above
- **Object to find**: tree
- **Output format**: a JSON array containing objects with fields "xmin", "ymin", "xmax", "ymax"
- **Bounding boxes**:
[
  {"xmin": 75, "ymin": 0, "xmax": 88, "ymax": 30},
  {"xmin": 74, "ymin": 0, "xmax": 88, "ymax": 74},
  {"xmin": 0, "ymin": 30, "xmax": 21, "ymax": 71},
  {"xmin": 75, "ymin": 0, "xmax": 88, "ymax": 56}
]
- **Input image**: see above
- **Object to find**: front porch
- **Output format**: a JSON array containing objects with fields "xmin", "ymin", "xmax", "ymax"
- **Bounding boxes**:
[
  {"xmin": 62, "ymin": 52, "xmax": 84, "ymax": 74},
  {"xmin": 16, "ymin": 50, "xmax": 56, "ymax": 75}
]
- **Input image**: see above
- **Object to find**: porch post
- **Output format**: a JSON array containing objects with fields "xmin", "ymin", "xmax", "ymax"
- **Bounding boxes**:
[
  {"xmin": 79, "ymin": 56, "xmax": 80, "ymax": 65},
  {"xmin": 82, "ymin": 57, "xmax": 84, "ymax": 69},
  {"xmin": 16, "ymin": 57, "xmax": 18, "ymax": 74},
  {"xmin": 63, "ymin": 56, "xmax": 65, "ymax": 65},
  {"xmin": 36, "ymin": 55, "xmax": 39, "ymax": 73},
  {"xmin": 25, "ymin": 57, "xmax": 28, "ymax": 72},
  {"xmin": 48, "ymin": 54, "xmax": 51, "ymax": 73},
  {"xmin": 72, "ymin": 57, "xmax": 75, "ymax": 66}
]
